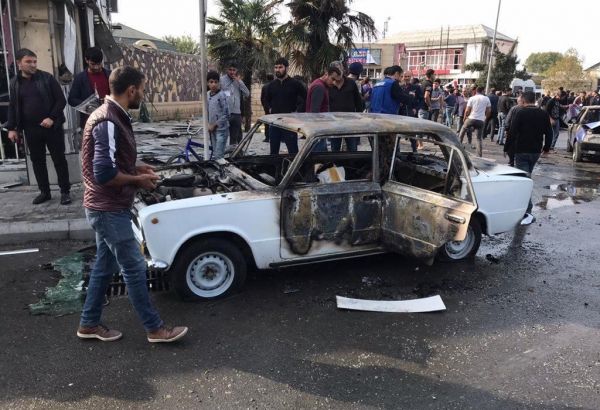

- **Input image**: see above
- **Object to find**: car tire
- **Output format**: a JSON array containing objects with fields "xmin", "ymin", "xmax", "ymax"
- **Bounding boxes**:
[
  {"xmin": 171, "ymin": 238, "xmax": 247, "ymax": 301},
  {"xmin": 573, "ymin": 141, "xmax": 583, "ymax": 162},
  {"xmin": 437, "ymin": 216, "xmax": 482, "ymax": 262}
]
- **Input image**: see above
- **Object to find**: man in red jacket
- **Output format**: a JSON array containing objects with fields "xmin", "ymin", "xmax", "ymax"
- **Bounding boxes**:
[{"xmin": 306, "ymin": 64, "xmax": 342, "ymax": 151}]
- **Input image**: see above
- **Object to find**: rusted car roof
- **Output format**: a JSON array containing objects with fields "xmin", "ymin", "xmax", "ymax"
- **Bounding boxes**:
[{"xmin": 260, "ymin": 112, "xmax": 462, "ymax": 146}]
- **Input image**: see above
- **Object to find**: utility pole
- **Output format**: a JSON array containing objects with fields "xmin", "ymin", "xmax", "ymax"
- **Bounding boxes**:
[
  {"xmin": 383, "ymin": 17, "xmax": 390, "ymax": 39},
  {"xmin": 485, "ymin": 0, "xmax": 501, "ymax": 94},
  {"xmin": 199, "ymin": 0, "xmax": 210, "ymax": 160}
]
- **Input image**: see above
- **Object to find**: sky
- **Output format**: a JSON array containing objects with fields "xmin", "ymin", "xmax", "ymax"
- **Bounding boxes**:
[{"xmin": 112, "ymin": 0, "xmax": 599, "ymax": 69}]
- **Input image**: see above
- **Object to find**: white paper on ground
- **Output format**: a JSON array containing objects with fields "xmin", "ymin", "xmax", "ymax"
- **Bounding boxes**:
[
  {"xmin": 336, "ymin": 295, "xmax": 446, "ymax": 313},
  {"xmin": 0, "ymin": 248, "xmax": 40, "ymax": 256}
]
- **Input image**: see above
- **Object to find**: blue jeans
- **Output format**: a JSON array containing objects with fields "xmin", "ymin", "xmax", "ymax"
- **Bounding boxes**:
[
  {"xmin": 80, "ymin": 209, "xmax": 163, "ymax": 332},
  {"xmin": 551, "ymin": 119, "xmax": 561, "ymax": 148},
  {"xmin": 515, "ymin": 152, "xmax": 540, "ymax": 213},
  {"xmin": 497, "ymin": 112, "xmax": 506, "ymax": 144},
  {"xmin": 330, "ymin": 137, "xmax": 359, "ymax": 152},
  {"xmin": 418, "ymin": 109, "xmax": 430, "ymax": 120},
  {"xmin": 269, "ymin": 127, "xmax": 299, "ymax": 155},
  {"xmin": 444, "ymin": 107, "xmax": 454, "ymax": 127},
  {"xmin": 211, "ymin": 128, "xmax": 228, "ymax": 159}
]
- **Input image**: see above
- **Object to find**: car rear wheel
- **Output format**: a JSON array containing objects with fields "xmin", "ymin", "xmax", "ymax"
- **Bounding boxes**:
[
  {"xmin": 437, "ymin": 217, "xmax": 482, "ymax": 262},
  {"xmin": 171, "ymin": 238, "xmax": 247, "ymax": 300},
  {"xmin": 573, "ymin": 142, "xmax": 583, "ymax": 162}
]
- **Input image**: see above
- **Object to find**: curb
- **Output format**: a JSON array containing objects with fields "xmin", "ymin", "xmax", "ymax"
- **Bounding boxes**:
[{"xmin": 0, "ymin": 218, "xmax": 94, "ymax": 245}]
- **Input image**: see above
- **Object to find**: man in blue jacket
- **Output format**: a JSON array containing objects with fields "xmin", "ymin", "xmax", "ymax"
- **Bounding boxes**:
[
  {"xmin": 68, "ymin": 47, "xmax": 111, "ymax": 129},
  {"xmin": 369, "ymin": 65, "xmax": 409, "ymax": 114}
]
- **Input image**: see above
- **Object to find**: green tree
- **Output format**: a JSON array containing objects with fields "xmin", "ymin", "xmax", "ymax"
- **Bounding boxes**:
[
  {"xmin": 524, "ymin": 52, "xmax": 562, "ymax": 75},
  {"xmin": 514, "ymin": 67, "xmax": 532, "ymax": 80},
  {"xmin": 542, "ymin": 51, "xmax": 591, "ymax": 92},
  {"xmin": 163, "ymin": 34, "xmax": 201, "ymax": 55},
  {"xmin": 207, "ymin": 0, "xmax": 280, "ymax": 129},
  {"xmin": 277, "ymin": 0, "xmax": 377, "ymax": 80},
  {"xmin": 488, "ymin": 42, "xmax": 518, "ymax": 90}
]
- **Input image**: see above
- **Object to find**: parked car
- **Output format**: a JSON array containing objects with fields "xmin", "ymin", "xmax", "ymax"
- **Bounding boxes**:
[
  {"xmin": 132, "ymin": 113, "xmax": 532, "ymax": 300},
  {"xmin": 567, "ymin": 105, "xmax": 600, "ymax": 162}
]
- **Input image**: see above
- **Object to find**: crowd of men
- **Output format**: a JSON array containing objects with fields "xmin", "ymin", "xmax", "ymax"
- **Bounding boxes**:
[{"xmin": 5, "ymin": 44, "xmax": 599, "ymax": 343}]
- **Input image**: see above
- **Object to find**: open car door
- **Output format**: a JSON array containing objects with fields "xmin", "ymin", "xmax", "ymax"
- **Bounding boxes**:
[{"xmin": 381, "ymin": 136, "xmax": 477, "ymax": 264}]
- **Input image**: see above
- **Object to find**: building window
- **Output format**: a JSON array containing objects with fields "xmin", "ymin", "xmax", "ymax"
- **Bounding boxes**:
[{"xmin": 407, "ymin": 48, "xmax": 463, "ymax": 73}]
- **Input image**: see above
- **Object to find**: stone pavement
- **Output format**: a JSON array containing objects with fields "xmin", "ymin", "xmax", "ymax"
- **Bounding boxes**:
[{"xmin": 0, "ymin": 183, "xmax": 92, "ymax": 245}]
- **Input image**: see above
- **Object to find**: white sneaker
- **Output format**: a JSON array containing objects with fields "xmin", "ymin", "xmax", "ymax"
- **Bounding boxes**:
[{"xmin": 520, "ymin": 213, "xmax": 536, "ymax": 225}]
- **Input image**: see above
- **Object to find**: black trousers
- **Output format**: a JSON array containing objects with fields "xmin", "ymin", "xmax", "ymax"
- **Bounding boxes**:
[
  {"xmin": 228, "ymin": 113, "xmax": 243, "ymax": 145},
  {"xmin": 24, "ymin": 125, "xmax": 70, "ymax": 194}
]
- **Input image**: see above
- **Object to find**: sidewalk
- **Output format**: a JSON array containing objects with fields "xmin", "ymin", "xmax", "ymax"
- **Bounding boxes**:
[{"xmin": 0, "ymin": 183, "xmax": 93, "ymax": 245}]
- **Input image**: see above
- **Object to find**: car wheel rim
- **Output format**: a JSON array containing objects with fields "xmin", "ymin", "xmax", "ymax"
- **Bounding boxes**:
[
  {"xmin": 444, "ymin": 226, "xmax": 475, "ymax": 260},
  {"xmin": 186, "ymin": 252, "xmax": 235, "ymax": 298}
]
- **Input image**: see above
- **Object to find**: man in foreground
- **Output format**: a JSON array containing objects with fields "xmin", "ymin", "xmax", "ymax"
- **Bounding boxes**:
[
  {"xmin": 78, "ymin": 66, "xmax": 187, "ymax": 343},
  {"xmin": 505, "ymin": 91, "xmax": 553, "ymax": 225}
]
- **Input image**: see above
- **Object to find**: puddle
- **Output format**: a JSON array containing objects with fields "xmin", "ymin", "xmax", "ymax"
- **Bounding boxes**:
[{"xmin": 536, "ymin": 182, "xmax": 599, "ymax": 210}]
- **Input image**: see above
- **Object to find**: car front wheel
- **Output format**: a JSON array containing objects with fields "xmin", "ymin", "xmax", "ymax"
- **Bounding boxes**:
[
  {"xmin": 171, "ymin": 238, "xmax": 247, "ymax": 301},
  {"xmin": 437, "ymin": 217, "xmax": 482, "ymax": 262}
]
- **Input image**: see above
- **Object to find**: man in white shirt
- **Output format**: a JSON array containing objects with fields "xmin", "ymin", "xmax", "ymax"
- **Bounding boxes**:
[{"xmin": 458, "ymin": 86, "xmax": 491, "ymax": 156}]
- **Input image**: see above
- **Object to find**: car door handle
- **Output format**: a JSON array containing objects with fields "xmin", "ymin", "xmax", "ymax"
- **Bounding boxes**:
[
  {"xmin": 445, "ymin": 213, "xmax": 466, "ymax": 224},
  {"xmin": 362, "ymin": 193, "xmax": 382, "ymax": 201}
]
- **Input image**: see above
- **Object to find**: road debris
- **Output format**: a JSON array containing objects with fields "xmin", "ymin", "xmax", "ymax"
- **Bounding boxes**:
[
  {"xmin": 485, "ymin": 254, "xmax": 500, "ymax": 264},
  {"xmin": 336, "ymin": 295, "xmax": 446, "ymax": 313},
  {"xmin": 0, "ymin": 248, "xmax": 39, "ymax": 256}
]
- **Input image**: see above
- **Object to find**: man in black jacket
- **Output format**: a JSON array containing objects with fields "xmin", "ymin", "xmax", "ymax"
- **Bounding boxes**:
[
  {"xmin": 68, "ymin": 47, "xmax": 111, "ymax": 129},
  {"xmin": 7, "ymin": 48, "xmax": 71, "ymax": 205},
  {"xmin": 264, "ymin": 58, "xmax": 306, "ymax": 154},
  {"xmin": 328, "ymin": 61, "xmax": 364, "ymax": 151},
  {"xmin": 505, "ymin": 91, "xmax": 553, "ymax": 225}
]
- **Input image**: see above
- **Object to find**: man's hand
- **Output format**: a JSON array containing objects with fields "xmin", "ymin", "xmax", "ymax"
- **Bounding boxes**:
[
  {"xmin": 136, "ymin": 164, "xmax": 156, "ymax": 175},
  {"xmin": 541, "ymin": 150, "xmax": 549, "ymax": 158},
  {"xmin": 503, "ymin": 151, "xmax": 507, "ymax": 158},
  {"xmin": 135, "ymin": 173, "xmax": 159, "ymax": 190},
  {"xmin": 8, "ymin": 130, "xmax": 19, "ymax": 143},
  {"xmin": 208, "ymin": 123, "xmax": 217, "ymax": 132},
  {"xmin": 40, "ymin": 118, "xmax": 54, "ymax": 128}
]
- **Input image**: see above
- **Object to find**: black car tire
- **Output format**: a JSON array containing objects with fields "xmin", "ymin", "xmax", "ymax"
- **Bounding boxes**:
[
  {"xmin": 437, "ymin": 217, "xmax": 482, "ymax": 262},
  {"xmin": 171, "ymin": 238, "xmax": 247, "ymax": 301}
]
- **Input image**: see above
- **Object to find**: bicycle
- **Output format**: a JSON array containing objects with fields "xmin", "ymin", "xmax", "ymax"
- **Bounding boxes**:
[{"xmin": 165, "ymin": 120, "xmax": 212, "ymax": 165}]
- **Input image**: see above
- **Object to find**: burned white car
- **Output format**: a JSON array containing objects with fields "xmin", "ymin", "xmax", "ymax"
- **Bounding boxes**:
[
  {"xmin": 566, "ymin": 105, "xmax": 600, "ymax": 162},
  {"xmin": 132, "ymin": 113, "xmax": 532, "ymax": 300}
]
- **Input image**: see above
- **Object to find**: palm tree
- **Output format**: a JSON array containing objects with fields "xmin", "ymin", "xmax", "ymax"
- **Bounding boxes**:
[
  {"xmin": 207, "ymin": 0, "xmax": 280, "ymax": 130},
  {"xmin": 277, "ymin": 0, "xmax": 377, "ymax": 80}
]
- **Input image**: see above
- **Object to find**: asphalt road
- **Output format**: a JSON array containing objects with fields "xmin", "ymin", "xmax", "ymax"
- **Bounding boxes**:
[{"xmin": 1, "ymin": 135, "xmax": 599, "ymax": 409}]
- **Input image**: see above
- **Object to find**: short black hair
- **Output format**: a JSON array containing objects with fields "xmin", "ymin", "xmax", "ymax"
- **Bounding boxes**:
[
  {"xmin": 109, "ymin": 66, "xmax": 146, "ymax": 95},
  {"xmin": 476, "ymin": 86, "xmax": 485, "ymax": 94},
  {"xmin": 327, "ymin": 64, "xmax": 341, "ymax": 76},
  {"xmin": 274, "ymin": 57, "xmax": 289, "ymax": 67},
  {"xmin": 522, "ymin": 91, "xmax": 536, "ymax": 104},
  {"xmin": 227, "ymin": 61, "xmax": 238, "ymax": 69},
  {"xmin": 84, "ymin": 47, "xmax": 103, "ymax": 63},
  {"xmin": 389, "ymin": 65, "xmax": 403, "ymax": 75},
  {"xmin": 15, "ymin": 48, "xmax": 36, "ymax": 61},
  {"xmin": 207, "ymin": 70, "xmax": 219, "ymax": 82},
  {"xmin": 426, "ymin": 68, "xmax": 435, "ymax": 78},
  {"xmin": 433, "ymin": 78, "xmax": 441, "ymax": 84}
]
